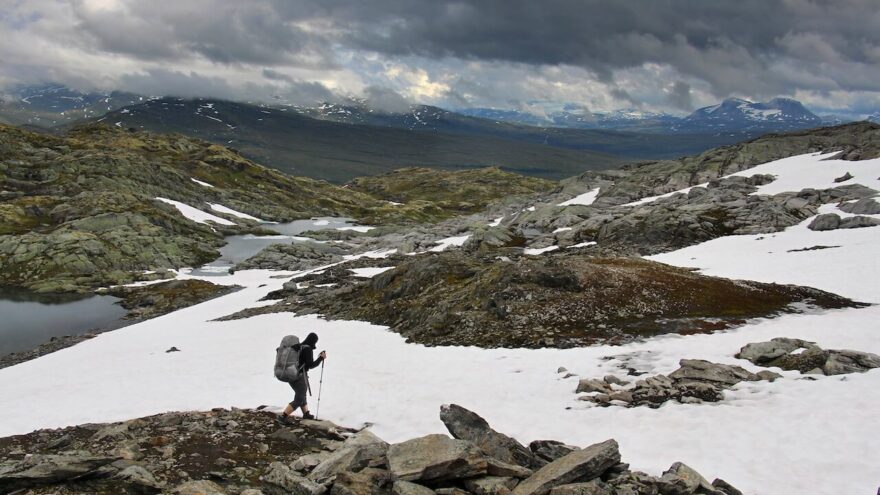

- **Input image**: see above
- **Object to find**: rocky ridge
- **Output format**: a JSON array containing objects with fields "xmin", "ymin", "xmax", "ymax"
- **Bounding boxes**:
[
  {"xmin": 0, "ymin": 404, "xmax": 744, "ymax": 495},
  {"xmin": 273, "ymin": 252, "xmax": 858, "ymax": 348}
]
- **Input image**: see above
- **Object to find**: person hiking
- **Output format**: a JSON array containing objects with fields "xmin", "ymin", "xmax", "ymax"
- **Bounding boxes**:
[{"xmin": 281, "ymin": 332, "xmax": 326, "ymax": 420}]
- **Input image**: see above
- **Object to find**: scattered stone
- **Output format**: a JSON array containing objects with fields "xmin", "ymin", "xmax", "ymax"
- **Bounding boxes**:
[
  {"xmin": 293, "ymin": 452, "xmax": 332, "ymax": 472},
  {"xmin": 387, "ymin": 434, "xmax": 488, "ymax": 483},
  {"xmin": 602, "ymin": 376, "xmax": 629, "ymax": 386},
  {"xmin": 575, "ymin": 379, "xmax": 610, "ymax": 394},
  {"xmin": 833, "ymin": 172, "xmax": 853, "ymax": 183},
  {"xmin": 167, "ymin": 346, "xmax": 181, "ymax": 353},
  {"xmin": 114, "ymin": 465, "xmax": 165, "ymax": 493},
  {"xmin": 511, "ymin": 440, "xmax": 620, "ymax": 495},
  {"xmin": 712, "ymin": 478, "xmax": 745, "ymax": 495},
  {"xmin": 659, "ymin": 462, "xmax": 715, "ymax": 494},
  {"xmin": 547, "ymin": 481, "xmax": 611, "ymax": 495},
  {"xmin": 756, "ymin": 370, "xmax": 783, "ymax": 382},
  {"xmin": 171, "ymin": 479, "xmax": 228, "ymax": 495},
  {"xmin": 440, "ymin": 404, "xmax": 536, "ymax": 468},
  {"xmin": 557, "ymin": 367, "xmax": 568, "ymax": 373}
]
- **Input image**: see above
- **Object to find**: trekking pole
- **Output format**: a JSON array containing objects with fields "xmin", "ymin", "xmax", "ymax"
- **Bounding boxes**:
[{"xmin": 315, "ymin": 360, "xmax": 325, "ymax": 420}]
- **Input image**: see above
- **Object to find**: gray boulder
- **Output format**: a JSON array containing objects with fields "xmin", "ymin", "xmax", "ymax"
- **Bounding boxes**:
[
  {"xmin": 0, "ymin": 453, "xmax": 117, "ymax": 492},
  {"xmin": 736, "ymin": 338, "xmax": 817, "ymax": 365},
  {"xmin": 737, "ymin": 339, "xmax": 880, "ymax": 375},
  {"xmin": 668, "ymin": 359, "xmax": 760, "ymax": 387},
  {"xmin": 387, "ymin": 434, "xmax": 488, "ymax": 483},
  {"xmin": 510, "ymin": 440, "xmax": 620, "ymax": 495},
  {"xmin": 839, "ymin": 215, "xmax": 880, "ymax": 229},
  {"xmin": 309, "ymin": 429, "xmax": 389, "ymax": 483},
  {"xmin": 575, "ymin": 379, "xmax": 610, "ymax": 394},
  {"xmin": 807, "ymin": 213, "xmax": 841, "ymax": 231},
  {"xmin": 264, "ymin": 462, "xmax": 328, "ymax": 495},
  {"xmin": 440, "ymin": 404, "xmax": 536, "ymax": 468},
  {"xmin": 839, "ymin": 198, "xmax": 880, "ymax": 215},
  {"xmin": 823, "ymin": 349, "xmax": 880, "ymax": 375}
]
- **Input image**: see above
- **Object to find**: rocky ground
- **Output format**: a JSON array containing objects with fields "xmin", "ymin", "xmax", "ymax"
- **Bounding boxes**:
[
  {"xmin": 226, "ymin": 250, "xmax": 859, "ymax": 348},
  {"xmin": 0, "ymin": 124, "xmax": 549, "ymax": 294},
  {"xmin": 0, "ymin": 404, "xmax": 744, "ymax": 495}
]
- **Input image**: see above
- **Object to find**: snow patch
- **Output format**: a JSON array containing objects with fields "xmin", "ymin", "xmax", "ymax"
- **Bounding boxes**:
[
  {"xmin": 155, "ymin": 198, "xmax": 236, "ymax": 226},
  {"xmin": 190, "ymin": 178, "xmax": 215, "ymax": 188},
  {"xmin": 558, "ymin": 188, "xmax": 600, "ymax": 206},
  {"xmin": 429, "ymin": 235, "xmax": 470, "ymax": 252},
  {"xmin": 208, "ymin": 203, "xmax": 264, "ymax": 222}
]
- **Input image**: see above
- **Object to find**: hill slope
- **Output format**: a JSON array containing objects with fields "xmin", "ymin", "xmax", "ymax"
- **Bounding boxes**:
[{"xmin": 93, "ymin": 98, "xmax": 623, "ymax": 182}]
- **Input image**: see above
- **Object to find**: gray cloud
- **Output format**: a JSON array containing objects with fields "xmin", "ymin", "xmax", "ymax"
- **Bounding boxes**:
[
  {"xmin": 362, "ymin": 85, "xmax": 412, "ymax": 113},
  {"xmin": 1, "ymin": 0, "xmax": 879, "ymax": 114}
]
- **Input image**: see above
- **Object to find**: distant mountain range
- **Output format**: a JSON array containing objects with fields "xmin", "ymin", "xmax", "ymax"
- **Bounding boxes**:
[
  {"xmin": 2, "ymin": 84, "xmax": 872, "ymax": 182},
  {"xmin": 0, "ymin": 84, "xmax": 147, "ymax": 127},
  {"xmin": 461, "ymin": 97, "xmax": 835, "ymax": 134}
]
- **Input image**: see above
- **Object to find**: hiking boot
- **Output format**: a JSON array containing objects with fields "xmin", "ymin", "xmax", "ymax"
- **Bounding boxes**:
[
  {"xmin": 302, "ymin": 412, "xmax": 315, "ymax": 420},
  {"xmin": 275, "ymin": 414, "xmax": 293, "ymax": 425}
]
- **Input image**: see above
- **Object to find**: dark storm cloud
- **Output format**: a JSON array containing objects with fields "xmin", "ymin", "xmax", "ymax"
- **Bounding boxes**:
[{"xmin": 4, "ymin": 0, "xmax": 880, "ymax": 112}]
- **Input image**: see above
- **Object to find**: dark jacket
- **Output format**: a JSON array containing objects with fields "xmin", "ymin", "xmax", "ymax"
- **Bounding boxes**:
[{"xmin": 296, "ymin": 332, "xmax": 323, "ymax": 373}]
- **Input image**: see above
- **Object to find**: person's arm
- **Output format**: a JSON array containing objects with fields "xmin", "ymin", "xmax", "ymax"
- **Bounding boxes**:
[
  {"xmin": 308, "ymin": 349, "xmax": 325, "ymax": 370},
  {"xmin": 300, "ymin": 346, "xmax": 324, "ymax": 370}
]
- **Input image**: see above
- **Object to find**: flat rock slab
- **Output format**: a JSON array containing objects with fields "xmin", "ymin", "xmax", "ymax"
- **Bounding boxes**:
[
  {"xmin": 0, "ymin": 453, "xmax": 117, "ymax": 492},
  {"xmin": 388, "ymin": 434, "xmax": 488, "ymax": 483},
  {"xmin": 511, "ymin": 440, "xmax": 620, "ymax": 495},
  {"xmin": 668, "ymin": 359, "xmax": 759, "ymax": 386}
]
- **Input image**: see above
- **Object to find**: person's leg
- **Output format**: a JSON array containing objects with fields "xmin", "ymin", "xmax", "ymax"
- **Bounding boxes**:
[{"xmin": 290, "ymin": 378, "xmax": 310, "ymax": 418}]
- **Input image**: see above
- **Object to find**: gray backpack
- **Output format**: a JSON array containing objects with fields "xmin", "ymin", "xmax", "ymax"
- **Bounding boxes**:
[{"xmin": 274, "ymin": 335, "xmax": 304, "ymax": 382}]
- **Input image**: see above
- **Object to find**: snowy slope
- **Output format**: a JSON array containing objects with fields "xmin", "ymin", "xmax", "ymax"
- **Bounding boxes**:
[{"xmin": 2, "ymin": 154, "xmax": 880, "ymax": 494}]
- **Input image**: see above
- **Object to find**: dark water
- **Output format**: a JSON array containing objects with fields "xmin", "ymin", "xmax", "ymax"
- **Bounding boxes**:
[
  {"xmin": 0, "ymin": 287, "xmax": 129, "ymax": 356},
  {"xmin": 1, "ymin": 217, "xmax": 365, "ymax": 355},
  {"xmin": 190, "ymin": 217, "xmax": 362, "ymax": 275}
]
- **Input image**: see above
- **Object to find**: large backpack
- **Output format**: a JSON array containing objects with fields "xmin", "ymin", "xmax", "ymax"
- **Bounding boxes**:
[{"xmin": 274, "ymin": 335, "xmax": 304, "ymax": 382}]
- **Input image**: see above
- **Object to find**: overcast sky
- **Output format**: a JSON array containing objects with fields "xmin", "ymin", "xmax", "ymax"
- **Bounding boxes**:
[{"xmin": 2, "ymin": 0, "xmax": 879, "ymax": 116}]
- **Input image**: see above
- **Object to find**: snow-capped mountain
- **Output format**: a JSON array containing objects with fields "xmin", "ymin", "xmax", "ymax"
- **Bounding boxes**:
[
  {"xmin": 0, "ymin": 83, "xmax": 148, "ymax": 127},
  {"xmin": 680, "ymin": 97, "xmax": 822, "ymax": 131},
  {"xmin": 462, "ymin": 98, "xmax": 830, "ymax": 134}
]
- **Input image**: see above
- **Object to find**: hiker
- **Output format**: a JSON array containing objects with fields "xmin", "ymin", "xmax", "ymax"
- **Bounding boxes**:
[{"xmin": 281, "ymin": 332, "xmax": 326, "ymax": 420}]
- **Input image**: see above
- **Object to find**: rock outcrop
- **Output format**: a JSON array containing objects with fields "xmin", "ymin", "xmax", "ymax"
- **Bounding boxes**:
[
  {"xmin": 291, "ymin": 251, "xmax": 857, "ymax": 348},
  {"xmin": 0, "ymin": 405, "xmax": 743, "ymax": 495}
]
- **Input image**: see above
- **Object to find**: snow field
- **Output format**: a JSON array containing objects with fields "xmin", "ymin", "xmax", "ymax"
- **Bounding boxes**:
[{"xmin": 2, "ymin": 152, "xmax": 880, "ymax": 493}]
